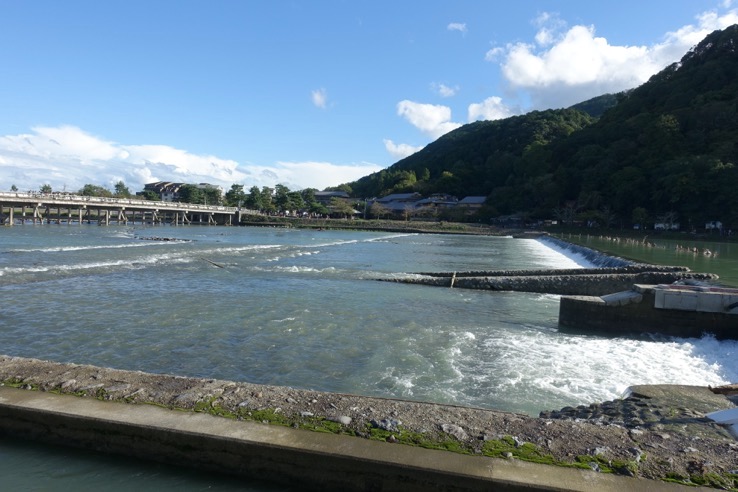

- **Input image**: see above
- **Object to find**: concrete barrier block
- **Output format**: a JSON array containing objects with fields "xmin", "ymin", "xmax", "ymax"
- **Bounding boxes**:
[
  {"xmin": 696, "ymin": 292, "xmax": 725, "ymax": 313},
  {"xmin": 600, "ymin": 291, "xmax": 643, "ymax": 306},
  {"xmin": 657, "ymin": 291, "xmax": 699, "ymax": 311}
]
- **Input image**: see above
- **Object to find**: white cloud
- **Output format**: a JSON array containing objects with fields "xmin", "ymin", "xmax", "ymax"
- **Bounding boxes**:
[
  {"xmin": 447, "ymin": 22, "xmax": 467, "ymax": 34},
  {"xmin": 273, "ymin": 161, "xmax": 383, "ymax": 189},
  {"xmin": 0, "ymin": 125, "xmax": 381, "ymax": 193},
  {"xmin": 493, "ymin": 8, "xmax": 738, "ymax": 109},
  {"xmin": 311, "ymin": 88, "xmax": 328, "ymax": 109},
  {"xmin": 431, "ymin": 82, "xmax": 459, "ymax": 98},
  {"xmin": 383, "ymin": 139, "xmax": 423, "ymax": 160},
  {"xmin": 396, "ymin": 100, "xmax": 462, "ymax": 139},
  {"xmin": 468, "ymin": 96, "xmax": 515, "ymax": 122}
]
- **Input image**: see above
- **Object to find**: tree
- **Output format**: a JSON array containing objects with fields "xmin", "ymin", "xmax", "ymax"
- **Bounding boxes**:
[
  {"xmin": 329, "ymin": 197, "xmax": 355, "ymax": 218},
  {"xmin": 80, "ymin": 184, "xmax": 112, "ymax": 197},
  {"xmin": 301, "ymin": 188, "xmax": 319, "ymax": 211},
  {"xmin": 287, "ymin": 191, "xmax": 305, "ymax": 212},
  {"xmin": 201, "ymin": 186, "xmax": 222, "ymax": 206},
  {"xmin": 114, "ymin": 181, "xmax": 131, "ymax": 198},
  {"xmin": 273, "ymin": 184, "xmax": 290, "ymax": 212},
  {"xmin": 632, "ymin": 207, "xmax": 648, "ymax": 229},
  {"xmin": 260, "ymin": 186, "xmax": 275, "ymax": 213},
  {"xmin": 224, "ymin": 184, "xmax": 246, "ymax": 207},
  {"xmin": 139, "ymin": 190, "xmax": 160, "ymax": 201},
  {"xmin": 599, "ymin": 205, "xmax": 617, "ymax": 229},
  {"xmin": 177, "ymin": 184, "xmax": 203, "ymax": 204},
  {"xmin": 553, "ymin": 202, "xmax": 578, "ymax": 226},
  {"xmin": 245, "ymin": 186, "xmax": 263, "ymax": 210},
  {"xmin": 40, "ymin": 184, "xmax": 52, "ymax": 193},
  {"xmin": 369, "ymin": 201, "xmax": 390, "ymax": 219}
]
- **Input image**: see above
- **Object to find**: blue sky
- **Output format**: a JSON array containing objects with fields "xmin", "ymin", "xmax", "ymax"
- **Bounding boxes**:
[{"xmin": 1, "ymin": 1, "xmax": 737, "ymax": 194}]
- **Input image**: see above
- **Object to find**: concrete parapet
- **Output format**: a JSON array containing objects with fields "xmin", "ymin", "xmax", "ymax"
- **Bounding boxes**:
[{"xmin": 0, "ymin": 386, "xmax": 688, "ymax": 492}]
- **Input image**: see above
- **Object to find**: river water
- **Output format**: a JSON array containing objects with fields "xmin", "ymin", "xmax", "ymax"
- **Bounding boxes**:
[{"xmin": 1, "ymin": 225, "xmax": 737, "ymax": 490}]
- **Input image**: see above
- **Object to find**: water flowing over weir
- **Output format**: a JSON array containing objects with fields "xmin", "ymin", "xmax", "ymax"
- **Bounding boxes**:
[
  {"xmin": 383, "ymin": 235, "xmax": 716, "ymax": 296},
  {"xmin": 537, "ymin": 236, "xmax": 633, "ymax": 268},
  {"xmin": 0, "ymin": 226, "xmax": 737, "ymax": 489}
]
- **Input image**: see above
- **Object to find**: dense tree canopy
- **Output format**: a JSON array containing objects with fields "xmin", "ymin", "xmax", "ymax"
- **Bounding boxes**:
[{"xmin": 339, "ymin": 25, "xmax": 738, "ymax": 229}]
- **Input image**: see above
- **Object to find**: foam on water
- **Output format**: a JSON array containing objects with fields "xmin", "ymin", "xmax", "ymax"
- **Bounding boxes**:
[
  {"xmin": 522, "ymin": 238, "xmax": 595, "ymax": 268},
  {"xmin": 468, "ymin": 329, "xmax": 738, "ymax": 412},
  {"xmin": 6, "ymin": 242, "xmax": 173, "ymax": 253}
]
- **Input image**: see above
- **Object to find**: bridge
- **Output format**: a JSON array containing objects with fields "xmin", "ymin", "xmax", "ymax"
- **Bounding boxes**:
[{"xmin": 0, "ymin": 191, "xmax": 260, "ymax": 226}]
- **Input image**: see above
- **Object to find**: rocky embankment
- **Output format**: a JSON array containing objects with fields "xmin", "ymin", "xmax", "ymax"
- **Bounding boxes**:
[
  {"xmin": 386, "ymin": 265, "xmax": 718, "ymax": 296},
  {"xmin": 1, "ymin": 355, "xmax": 737, "ymax": 489}
]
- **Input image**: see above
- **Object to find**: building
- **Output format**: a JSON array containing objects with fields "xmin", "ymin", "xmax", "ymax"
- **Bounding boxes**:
[
  {"xmin": 457, "ymin": 196, "xmax": 486, "ymax": 214},
  {"xmin": 314, "ymin": 191, "xmax": 350, "ymax": 206},
  {"xmin": 142, "ymin": 182, "xmax": 185, "ymax": 202}
]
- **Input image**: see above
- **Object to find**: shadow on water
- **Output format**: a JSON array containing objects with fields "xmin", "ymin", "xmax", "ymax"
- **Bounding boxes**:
[{"xmin": 0, "ymin": 436, "xmax": 296, "ymax": 492}]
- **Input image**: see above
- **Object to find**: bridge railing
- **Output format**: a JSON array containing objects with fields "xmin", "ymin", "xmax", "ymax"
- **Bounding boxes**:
[{"xmin": 0, "ymin": 191, "xmax": 251, "ymax": 214}]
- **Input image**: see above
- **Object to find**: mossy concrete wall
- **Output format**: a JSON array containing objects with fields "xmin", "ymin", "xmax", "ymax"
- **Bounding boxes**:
[{"xmin": 0, "ymin": 386, "xmax": 687, "ymax": 492}]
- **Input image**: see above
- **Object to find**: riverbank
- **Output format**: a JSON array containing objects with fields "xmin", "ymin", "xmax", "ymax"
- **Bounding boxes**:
[
  {"xmin": 239, "ymin": 217, "xmax": 502, "ymax": 235},
  {"xmin": 1, "ymin": 355, "xmax": 736, "ymax": 490}
]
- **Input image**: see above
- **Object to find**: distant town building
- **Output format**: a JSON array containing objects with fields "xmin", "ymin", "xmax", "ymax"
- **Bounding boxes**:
[
  {"xmin": 142, "ymin": 182, "xmax": 185, "ymax": 201},
  {"xmin": 314, "ymin": 191, "xmax": 350, "ymax": 205},
  {"xmin": 457, "ymin": 196, "xmax": 486, "ymax": 214}
]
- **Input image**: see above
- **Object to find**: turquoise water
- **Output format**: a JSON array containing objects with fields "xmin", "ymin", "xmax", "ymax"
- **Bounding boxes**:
[
  {"xmin": 559, "ymin": 233, "xmax": 738, "ymax": 286},
  {"xmin": 1, "ymin": 225, "xmax": 736, "ymax": 489}
]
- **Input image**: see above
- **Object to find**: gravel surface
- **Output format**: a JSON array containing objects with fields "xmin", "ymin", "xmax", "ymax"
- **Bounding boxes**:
[{"xmin": 1, "ymin": 355, "xmax": 737, "ymax": 489}]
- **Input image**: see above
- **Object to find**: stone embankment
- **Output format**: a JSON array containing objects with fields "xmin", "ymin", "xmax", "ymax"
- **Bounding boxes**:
[
  {"xmin": 386, "ymin": 265, "xmax": 718, "ymax": 296},
  {"xmin": 1, "ymin": 355, "xmax": 737, "ymax": 490}
]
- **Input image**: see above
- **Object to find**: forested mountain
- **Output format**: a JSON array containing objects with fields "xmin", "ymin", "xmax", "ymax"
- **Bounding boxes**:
[{"xmin": 340, "ymin": 25, "xmax": 738, "ymax": 229}]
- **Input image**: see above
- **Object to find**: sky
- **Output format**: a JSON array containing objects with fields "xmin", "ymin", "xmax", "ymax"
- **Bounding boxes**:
[{"xmin": 1, "ymin": 1, "xmax": 737, "ymax": 194}]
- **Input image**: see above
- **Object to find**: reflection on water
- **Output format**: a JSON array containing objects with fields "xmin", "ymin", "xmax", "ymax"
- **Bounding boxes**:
[
  {"xmin": 560, "ymin": 233, "xmax": 738, "ymax": 286},
  {"xmin": 0, "ymin": 436, "xmax": 293, "ymax": 492}
]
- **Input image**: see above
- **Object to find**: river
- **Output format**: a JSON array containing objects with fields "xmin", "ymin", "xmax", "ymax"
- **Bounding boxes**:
[{"xmin": 1, "ymin": 225, "xmax": 736, "ymax": 490}]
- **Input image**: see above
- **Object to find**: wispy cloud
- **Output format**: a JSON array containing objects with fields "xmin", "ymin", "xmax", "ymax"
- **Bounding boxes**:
[
  {"xmin": 431, "ymin": 82, "xmax": 459, "ymax": 98},
  {"xmin": 447, "ymin": 22, "xmax": 467, "ymax": 34},
  {"xmin": 311, "ymin": 88, "xmax": 328, "ymax": 109},
  {"xmin": 0, "ymin": 126, "xmax": 381, "ymax": 193}
]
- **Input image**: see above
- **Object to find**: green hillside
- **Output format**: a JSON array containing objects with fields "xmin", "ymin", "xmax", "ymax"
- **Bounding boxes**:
[{"xmin": 340, "ymin": 25, "xmax": 738, "ymax": 229}]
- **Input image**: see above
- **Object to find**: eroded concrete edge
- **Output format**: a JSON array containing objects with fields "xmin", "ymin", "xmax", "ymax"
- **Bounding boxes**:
[{"xmin": 0, "ymin": 386, "xmax": 702, "ymax": 492}]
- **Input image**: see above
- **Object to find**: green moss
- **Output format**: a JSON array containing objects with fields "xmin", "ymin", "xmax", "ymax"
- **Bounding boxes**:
[
  {"xmin": 1, "ymin": 377, "xmax": 38, "ymax": 390},
  {"xmin": 247, "ymin": 408, "xmax": 291, "ymax": 426},
  {"xmin": 482, "ymin": 437, "xmax": 558, "ymax": 466},
  {"xmin": 364, "ymin": 424, "xmax": 472, "ymax": 453}
]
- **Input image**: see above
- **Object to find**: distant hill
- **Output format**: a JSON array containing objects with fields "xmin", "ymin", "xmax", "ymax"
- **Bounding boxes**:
[
  {"xmin": 338, "ymin": 25, "xmax": 738, "ymax": 229},
  {"xmin": 568, "ymin": 93, "xmax": 622, "ymax": 118}
]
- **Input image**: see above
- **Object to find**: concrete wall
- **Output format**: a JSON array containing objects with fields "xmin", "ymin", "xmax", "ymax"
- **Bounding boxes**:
[
  {"xmin": 0, "ymin": 386, "xmax": 663, "ymax": 492},
  {"xmin": 559, "ymin": 290, "xmax": 738, "ymax": 340}
]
